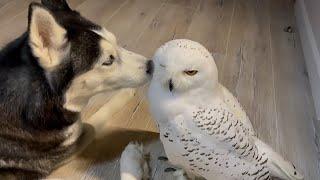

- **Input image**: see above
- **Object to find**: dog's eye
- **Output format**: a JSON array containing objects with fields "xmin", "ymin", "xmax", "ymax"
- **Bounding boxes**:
[
  {"xmin": 184, "ymin": 70, "xmax": 198, "ymax": 76},
  {"xmin": 102, "ymin": 55, "xmax": 115, "ymax": 66}
]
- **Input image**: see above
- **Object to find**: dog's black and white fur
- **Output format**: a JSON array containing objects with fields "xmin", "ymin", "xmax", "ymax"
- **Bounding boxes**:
[{"xmin": 0, "ymin": 0, "xmax": 152, "ymax": 178}]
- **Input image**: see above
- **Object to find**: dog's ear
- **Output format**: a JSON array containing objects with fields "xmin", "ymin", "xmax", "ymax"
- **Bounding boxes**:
[
  {"xmin": 28, "ymin": 3, "xmax": 69, "ymax": 71},
  {"xmin": 41, "ymin": 0, "xmax": 71, "ymax": 11}
]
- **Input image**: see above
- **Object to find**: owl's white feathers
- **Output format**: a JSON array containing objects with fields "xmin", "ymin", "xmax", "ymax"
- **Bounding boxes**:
[{"xmin": 148, "ymin": 39, "xmax": 303, "ymax": 180}]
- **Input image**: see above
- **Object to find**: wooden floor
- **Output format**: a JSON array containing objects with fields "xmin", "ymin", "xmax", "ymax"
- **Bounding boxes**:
[{"xmin": 1, "ymin": 0, "xmax": 320, "ymax": 179}]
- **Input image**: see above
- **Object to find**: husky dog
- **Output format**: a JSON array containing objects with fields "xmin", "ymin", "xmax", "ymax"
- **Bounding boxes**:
[{"xmin": 0, "ymin": 0, "xmax": 153, "ymax": 178}]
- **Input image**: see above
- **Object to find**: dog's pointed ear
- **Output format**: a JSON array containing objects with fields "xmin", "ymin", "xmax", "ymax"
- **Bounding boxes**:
[
  {"xmin": 28, "ymin": 3, "xmax": 69, "ymax": 71},
  {"xmin": 41, "ymin": 0, "xmax": 71, "ymax": 11}
]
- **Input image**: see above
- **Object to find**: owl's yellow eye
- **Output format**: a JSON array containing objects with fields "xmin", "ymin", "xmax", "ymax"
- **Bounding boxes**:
[{"xmin": 184, "ymin": 70, "xmax": 198, "ymax": 76}]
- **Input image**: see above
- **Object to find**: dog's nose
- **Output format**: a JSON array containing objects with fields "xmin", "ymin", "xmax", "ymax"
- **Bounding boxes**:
[{"xmin": 146, "ymin": 60, "xmax": 154, "ymax": 75}]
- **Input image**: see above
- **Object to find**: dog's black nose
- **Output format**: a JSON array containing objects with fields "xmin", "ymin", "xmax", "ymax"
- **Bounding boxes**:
[{"xmin": 146, "ymin": 60, "xmax": 154, "ymax": 75}]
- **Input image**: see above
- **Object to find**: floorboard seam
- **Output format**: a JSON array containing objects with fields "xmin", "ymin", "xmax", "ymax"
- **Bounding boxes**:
[{"xmin": 268, "ymin": 1, "xmax": 280, "ymax": 152}]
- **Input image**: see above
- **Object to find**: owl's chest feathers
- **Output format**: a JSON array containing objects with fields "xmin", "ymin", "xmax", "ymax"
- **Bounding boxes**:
[{"xmin": 151, "ymin": 92, "xmax": 216, "ymax": 118}]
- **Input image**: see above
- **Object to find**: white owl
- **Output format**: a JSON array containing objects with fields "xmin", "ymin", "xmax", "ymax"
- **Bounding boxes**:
[{"xmin": 147, "ymin": 39, "xmax": 303, "ymax": 180}]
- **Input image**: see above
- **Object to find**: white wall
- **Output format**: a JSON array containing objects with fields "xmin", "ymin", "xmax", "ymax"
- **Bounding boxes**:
[
  {"xmin": 295, "ymin": 0, "xmax": 320, "ymax": 120},
  {"xmin": 304, "ymin": 0, "xmax": 320, "ymax": 52}
]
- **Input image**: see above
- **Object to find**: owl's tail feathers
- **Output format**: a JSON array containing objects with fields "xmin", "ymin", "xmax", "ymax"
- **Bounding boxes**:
[
  {"xmin": 254, "ymin": 138, "xmax": 304, "ymax": 180},
  {"xmin": 120, "ymin": 142, "xmax": 150, "ymax": 180}
]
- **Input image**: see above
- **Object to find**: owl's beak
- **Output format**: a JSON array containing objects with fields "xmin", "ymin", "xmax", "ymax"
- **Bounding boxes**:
[{"xmin": 169, "ymin": 79, "xmax": 174, "ymax": 92}]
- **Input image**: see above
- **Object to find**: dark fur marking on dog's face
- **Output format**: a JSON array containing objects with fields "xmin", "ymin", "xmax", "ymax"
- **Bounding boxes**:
[
  {"xmin": 50, "ymin": 27, "xmax": 102, "ymax": 94},
  {"xmin": 36, "ymin": 3, "xmax": 105, "ymax": 95},
  {"xmin": 41, "ymin": 0, "xmax": 71, "ymax": 11}
]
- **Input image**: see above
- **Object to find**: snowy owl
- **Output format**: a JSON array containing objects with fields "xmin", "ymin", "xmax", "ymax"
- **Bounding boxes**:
[{"xmin": 147, "ymin": 39, "xmax": 303, "ymax": 180}]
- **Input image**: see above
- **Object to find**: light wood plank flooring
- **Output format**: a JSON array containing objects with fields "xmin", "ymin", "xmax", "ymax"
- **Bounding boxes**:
[{"xmin": 0, "ymin": 0, "xmax": 319, "ymax": 179}]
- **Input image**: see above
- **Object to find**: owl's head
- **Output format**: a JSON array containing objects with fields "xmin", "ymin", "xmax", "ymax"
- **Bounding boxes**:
[{"xmin": 152, "ymin": 39, "xmax": 218, "ymax": 93}]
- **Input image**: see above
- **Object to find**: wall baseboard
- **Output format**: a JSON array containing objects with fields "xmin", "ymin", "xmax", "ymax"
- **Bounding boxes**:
[{"xmin": 295, "ymin": 0, "xmax": 320, "ymax": 121}]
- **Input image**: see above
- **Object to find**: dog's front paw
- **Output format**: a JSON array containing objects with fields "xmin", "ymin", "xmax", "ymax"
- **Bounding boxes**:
[{"xmin": 120, "ymin": 142, "xmax": 150, "ymax": 180}]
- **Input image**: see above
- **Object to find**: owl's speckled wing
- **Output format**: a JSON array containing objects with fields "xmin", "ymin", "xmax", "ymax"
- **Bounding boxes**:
[
  {"xmin": 189, "ymin": 106, "xmax": 257, "ymax": 161},
  {"xmin": 167, "ymin": 103, "xmax": 270, "ymax": 179}
]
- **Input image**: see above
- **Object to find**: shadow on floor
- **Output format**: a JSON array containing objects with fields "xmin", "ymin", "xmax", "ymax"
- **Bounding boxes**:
[{"xmin": 79, "ymin": 126, "xmax": 159, "ymax": 163}]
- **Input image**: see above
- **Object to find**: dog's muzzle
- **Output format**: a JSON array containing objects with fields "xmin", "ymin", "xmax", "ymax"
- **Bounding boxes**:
[{"xmin": 146, "ymin": 60, "xmax": 154, "ymax": 75}]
